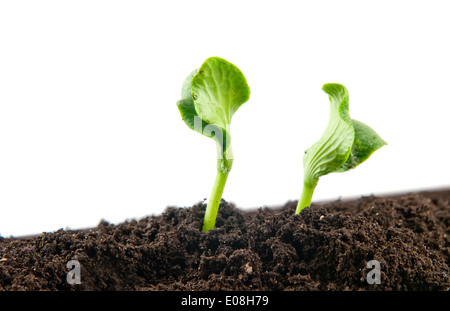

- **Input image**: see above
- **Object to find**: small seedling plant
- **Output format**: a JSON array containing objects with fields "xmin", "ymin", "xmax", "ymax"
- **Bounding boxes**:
[
  {"xmin": 296, "ymin": 83, "xmax": 386, "ymax": 214},
  {"xmin": 177, "ymin": 57, "xmax": 250, "ymax": 232}
]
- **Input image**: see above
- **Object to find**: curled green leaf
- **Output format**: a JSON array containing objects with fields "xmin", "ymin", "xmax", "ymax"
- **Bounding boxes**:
[
  {"xmin": 296, "ymin": 83, "xmax": 386, "ymax": 214},
  {"xmin": 303, "ymin": 83, "xmax": 354, "ymax": 186}
]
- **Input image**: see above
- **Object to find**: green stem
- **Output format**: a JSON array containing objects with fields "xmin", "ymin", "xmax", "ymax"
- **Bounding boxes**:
[
  {"xmin": 202, "ymin": 168, "xmax": 229, "ymax": 232},
  {"xmin": 295, "ymin": 182, "xmax": 316, "ymax": 214},
  {"xmin": 202, "ymin": 144, "xmax": 233, "ymax": 232}
]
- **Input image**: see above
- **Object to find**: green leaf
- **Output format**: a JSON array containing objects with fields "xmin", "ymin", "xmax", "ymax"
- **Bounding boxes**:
[
  {"xmin": 176, "ymin": 57, "xmax": 249, "ymax": 156},
  {"xmin": 297, "ymin": 83, "xmax": 386, "ymax": 214},
  {"xmin": 176, "ymin": 69, "xmax": 230, "ymax": 153},
  {"xmin": 180, "ymin": 69, "xmax": 197, "ymax": 100},
  {"xmin": 335, "ymin": 119, "xmax": 387, "ymax": 172},
  {"xmin": 191, "ymin": 57, "xmax": 250, "ymax": 131},
  {"xmin": 303, "ymin": 83, "xmax": 355, "ymax": 186}
]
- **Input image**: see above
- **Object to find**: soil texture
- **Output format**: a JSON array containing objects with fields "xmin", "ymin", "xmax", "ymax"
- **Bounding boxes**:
[{"xmin": 1, "ymin": 189, "xmax": 449, "ymax": 291}]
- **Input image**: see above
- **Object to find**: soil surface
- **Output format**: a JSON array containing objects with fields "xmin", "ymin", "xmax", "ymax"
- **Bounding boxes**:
[{"xmin": 1, "ymin": 189, "xmax": 449, "ymax": 291}]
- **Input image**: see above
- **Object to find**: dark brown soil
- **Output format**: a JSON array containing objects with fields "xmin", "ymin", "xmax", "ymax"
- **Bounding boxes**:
[{"xmin": 1, "ymin": 189, "xmax": 449, "ymax": 291}]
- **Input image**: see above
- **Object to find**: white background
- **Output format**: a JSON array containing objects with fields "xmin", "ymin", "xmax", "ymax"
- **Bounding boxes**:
[{"xmin": 1, "ymin": 0, "xmax": 449, "ymax": 237}]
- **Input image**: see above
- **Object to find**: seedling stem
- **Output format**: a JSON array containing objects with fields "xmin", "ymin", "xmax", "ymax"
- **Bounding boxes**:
[
  {"xmin": 296, "ymin": 182, "xmax": 316, "ymax": 214},
  {"xmin": 203, "ymin": 168, "xmax": 229, "ymax": 232}
]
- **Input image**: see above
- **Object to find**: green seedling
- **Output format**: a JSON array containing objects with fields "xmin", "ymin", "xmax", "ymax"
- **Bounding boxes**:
[
  {"xmin": 177, "ymin": 57, "xmax": 250, "ymax": 232},
  {"xmin": 296, "ymin": 83, "xmax": 386, "ymax": 214}
]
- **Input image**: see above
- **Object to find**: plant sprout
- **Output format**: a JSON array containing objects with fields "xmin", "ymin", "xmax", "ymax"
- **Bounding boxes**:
[
  {"xmin": 177, "ymin": 57, "xmax": 250, "ymax": 232},
  {"xmin": 296, "ymin": 83, "xmax": 386, "ymax": 214}
]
